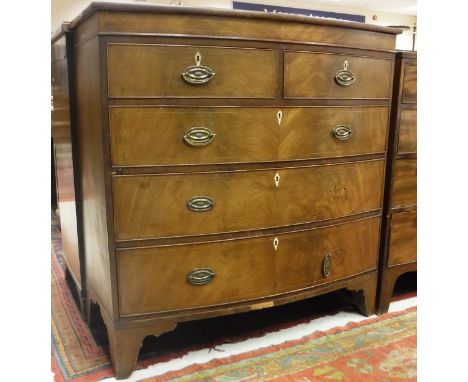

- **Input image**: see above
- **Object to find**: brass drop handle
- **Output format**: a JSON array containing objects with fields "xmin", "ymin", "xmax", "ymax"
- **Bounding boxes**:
[
  {"xmin": 182, "ymin": 51, "xmax": 215, "ymax": 85},
  {"xmin": 183, "ymin": 127, "xmax": 216, "ymax": 147},
  {"xmin": 187, "ymin": 268, "xmax": 215, "ymax": 285},
  {"xmin": 323, "ymin": 253, "xmax": 332, "ymax": 277},
  {"xmin": 186, "ymin": 196, "xmax": 215, "ymax": 212},
  {"xmin": 331, "ymin": 125, "xmax": 353, "ymax": 141},
  {"xmin": 335, "ymin": 60, "xmax": 356, "ymax": 86}
]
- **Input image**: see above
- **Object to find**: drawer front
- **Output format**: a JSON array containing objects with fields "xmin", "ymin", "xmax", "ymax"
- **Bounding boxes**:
[
  {"xmin": 117, "ymin": 217, "xmax": 380, "ymax": 315},
  {"xmin": 107, "ymin": 44, "xmax": 277, "ymax": 98},
  {"xmin": 398, "ymin": 109, "xmax": 417, "ymax": 154},
  {"xmin": 388, "ymin": 211, "xmax": 417, "ymax": 266},
  {"xmin": 284, "ymin": 52, "xmax": 392, "ymax": 99},
  {"xmin": 113, "ymin": 160, "xmax": 384, "ymax": 240},
  {"xmin": 402, "ymin": 64, "xmax": 417, "ymax": 104},
  {"xmin": 110, "ymin": 106, "xmax": 389, "ymax": 166},
  {"xmin": 392, "ymin": 159, "xmax": 416, "ymax": 207}
]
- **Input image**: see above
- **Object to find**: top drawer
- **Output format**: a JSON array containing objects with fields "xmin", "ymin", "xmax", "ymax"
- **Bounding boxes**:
[
  {"xmin": 284, "ymin": 51, "xmax": 392, "ymax": 99},
  {"xmin": 107, "ymin": 44, "xmax": 277, "ymax": 98}
]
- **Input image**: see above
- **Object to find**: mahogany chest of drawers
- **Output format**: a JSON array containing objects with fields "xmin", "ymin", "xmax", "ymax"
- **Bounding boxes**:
[
  {"xmin": 378, "ymin": 51, "xmax": 417, "ymax": 313},
  {"xmin": 51, "ymin": 3, "xmax": 401, "ymax": 378}
]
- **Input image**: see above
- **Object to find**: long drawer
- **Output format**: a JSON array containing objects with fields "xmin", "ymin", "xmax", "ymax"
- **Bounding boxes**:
[
  {"xmin": 113, "ymin": 160, "xmax": 384, "ymax": 240},
  {"xmin": 284, "ymin": 51, "xmax": 392, "ymax": 99},
  {"xmin": 117, "ymin": 216, "xmax": 380, "ymax": 315},
  {"xmin": 388, "ymin": 211, "xmax": 417, "ymax": 266},
  {"xmin": 107, "ymin": 44, "xmax": 277, "ymax": 98},
  {"xmin": 109, "ymin": 106, "xmax": 389, "ymax": 166}
]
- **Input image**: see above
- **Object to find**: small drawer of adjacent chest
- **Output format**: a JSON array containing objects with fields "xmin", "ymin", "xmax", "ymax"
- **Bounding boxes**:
[
  {"xmin": 392, "ymin": 159, "xmax": 416, "ymax": 207},
  {"xmin": 398, "ymin": 109, "xmax": 417, "ymax": 154},
  {"xmin": 284, "ymin": 51, "xmax": 392, "ymax": 99},
  {"xmin": 107, "ymin": 44, "xmax": 277, "ymax": 98},
  {"xmin": 402, "ymin": 64, "xmax": 417, "ymax": 104},
  {"xmin": 388, "ymin": 211, "xmax": 417, "ymax": 266}
]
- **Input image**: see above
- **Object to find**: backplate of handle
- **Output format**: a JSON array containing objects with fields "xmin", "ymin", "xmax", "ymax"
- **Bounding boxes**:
[
  {"xmin": 335, "ymin": 70, "xmax": 356, "ymax": 86},
  {"xmin": 187, "ymin": 268, "xmax": 216, "ymax": 285},
  {"xmin": 182, "ymin": 65, "xmax": 215, "ymax": 85},
  {"xmin": 331, "ymin": 125, "xmax": 353, "ymax": 141},
  {"xmin": 183, "ymin": 127, "xmax": 216, "ymax": 147},
  {"xmin": 323, "ymin": 253, "xmax": 332, "ymax": 277},
  {"xmin": 186, "ymin": 196, "xmax": 215, "ymax": 212}
]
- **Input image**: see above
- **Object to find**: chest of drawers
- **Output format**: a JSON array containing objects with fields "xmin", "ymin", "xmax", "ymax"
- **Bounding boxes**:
[
  {"xmin": 378, "ymin": 51, "xmax": 417, "ymax": 313},
  {"xmin": 51, "ymin": 3, "xmax": 400, "ymax": 378}
]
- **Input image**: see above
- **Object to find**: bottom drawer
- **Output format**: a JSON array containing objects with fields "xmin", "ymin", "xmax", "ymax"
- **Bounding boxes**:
[
  {"xmin": 388, "ymin": 211, "xmax": 417, "ymax": 266},
  {"xmin": 117, "ymin": 217, "xmax": 380, "ymax": 316}
]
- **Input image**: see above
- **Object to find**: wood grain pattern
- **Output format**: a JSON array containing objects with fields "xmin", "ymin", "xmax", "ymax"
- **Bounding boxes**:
[
  {"xmin": 391, "ymin": 159, "xmax": 416, "ymax": 208},
  {"xmin": 402, "ymin": 64, "xmax": 417, "ymax": 104},
  {"xmin": 113, "ymin": 160, "xmax": 384, "ymax": 240},
  {"xmin": 75, "ymin": 37, "xmax": 115, "ymax": 318},
  {"xmin": 52, "ymin": 47, "xmax": 82, "ymax": 290},
  {"xmin": 109, "ymin": 106, "xmax": 389, "ymax": 166},
  {"xmin": 107, "ymin": 44, "xmax": 277, "ymax": 98},
  {"xmin": 54, "ymin": 5, "xmax": 399, "ymax": 377},
  {"xmin": 388, "ymin": 211, "xmax": 417, "ymax": 266},
  {"xmin": 377, "ymin": 52, "xmax": 417, "ymax": 315},
  {"xmin": 117, "ymin": 216, "xmax": 380, "ymax": 315},
  {"xmin": 99, "ymin": 12, "xmax": 396, "ymax": 51},
  {"xmin": 284, "ymin": 51, "xmax": 392, "ymax": 99},
  {"xmin": 398, "ymin": 109, "xmax": 417, "ymax": 154}
]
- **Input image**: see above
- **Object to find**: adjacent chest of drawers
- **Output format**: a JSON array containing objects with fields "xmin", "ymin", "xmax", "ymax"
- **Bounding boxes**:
[
  {"xmin": 378, "ymin": 51, "xmax": 417, "ymax": 313},
  {"xmin": 51, "ymin": 3, "xmax": 400, "ymax": 378}
]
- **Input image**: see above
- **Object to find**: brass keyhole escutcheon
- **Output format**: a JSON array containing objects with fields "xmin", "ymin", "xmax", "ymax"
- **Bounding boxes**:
[{"xmin": 323, "ymin": 253, "xmax": 332, "ymax": 277}]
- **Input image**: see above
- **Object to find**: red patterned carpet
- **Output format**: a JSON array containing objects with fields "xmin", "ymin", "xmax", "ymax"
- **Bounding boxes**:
[
  {"xmin": 51, "ymin": 213, "xmax": 416, "ymax": 381},
  {"xmin": 140, "ymin": 307, "xmax": 416, "ymax": 382}
]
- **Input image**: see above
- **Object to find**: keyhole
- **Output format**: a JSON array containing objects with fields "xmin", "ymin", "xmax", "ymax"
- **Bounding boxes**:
[
  {"xmin": 343, "ymin": 60, "xmax": 348, "ymax": 70},
  {"xmin": 277, "ymin": 110, "xmax": 283, "ymax": 126},
  {"xmin": 195, "ymin": 52, "xmax": 202, "ymax": 66},
  {"xmin": 273, "ymin": 237, "xmax": 279, "ymax": 251},
  {"xmin": 274, "ymin": 172, "xmax": 280, "ymax": 187}
]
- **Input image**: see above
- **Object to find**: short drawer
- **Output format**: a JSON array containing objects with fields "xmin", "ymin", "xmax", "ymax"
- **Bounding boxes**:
[
  {"xmin": 107, "ymin": 44, "xmax": 277, "ymax": 98},
  {"xmin": 117, "ymin": 217, "xmax": 380, "ymax": 315},
  {"xmin": 109, "ymin": 106, "xmax": 389, "ymax": 166},
  {"xmin": 392, "ymin": 159, "xmax": 416, "ymax": 207},
  {"xmin": 388, "ymin": 211, "xmax": 417, "ymax": 266},
  {"xmin": 113, "ymin": 160, "xmax": 384, "ymax": 240},
  {"xmin": 402, "ymin": 64, "xmax": 417, "ymax": 104},
  {"xmin": 284, "ymin": 51, "xmax": 392, "ymax": 99},
  {"xmin": 398, "ymin": 109, "xmax": 417, "ymax": 154}
]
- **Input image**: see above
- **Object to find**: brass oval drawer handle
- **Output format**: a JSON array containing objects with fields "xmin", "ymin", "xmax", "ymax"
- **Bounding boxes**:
[
  {"xmin": 183, "ymin": 127, "xmax": 216, "ymax": 147},
  {"xmin": 182, "ymin": 65, "xmax": 215, "ymax": 85},
  {"xmin": 182, "ymin": 52, "xmax": 215, "ymax": 85},
  {"xmin": 323, "ymin": 253, "xmax": 332, "ymax": 277},
  {"xmin": 331, "ymin": 125, "xmax": 353, "ymax": 141},
  {"xmin": 335, "ymin": 60, "xmax": 356, "ymax": 86},
  {"xmin": 187, "ymin": 268, "xmax": 215, "ymax": 286},
  {"xmin": 186, "ymin": 196, "xmax": 215, "ymax": 212}
]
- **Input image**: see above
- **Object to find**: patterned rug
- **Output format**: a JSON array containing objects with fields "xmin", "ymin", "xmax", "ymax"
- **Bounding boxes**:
[
  {"xmin": 140, "ymin": 307, "xmax": 416, "ymax": 382},
  {"xmin": 51, "ymin": 213, "xmax": 416, "ymax": 381}
]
